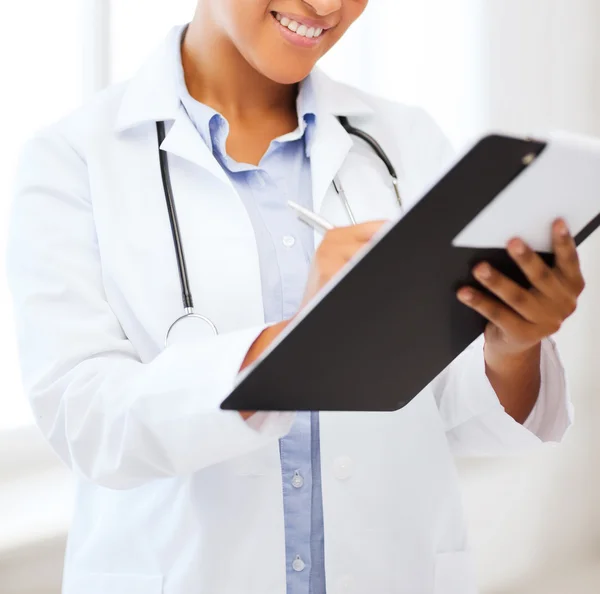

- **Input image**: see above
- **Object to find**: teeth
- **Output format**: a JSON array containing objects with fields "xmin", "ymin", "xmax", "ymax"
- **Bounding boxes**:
[{"xmin": 274, "ymin": 13, "xmax": 325, "ymax": 39}]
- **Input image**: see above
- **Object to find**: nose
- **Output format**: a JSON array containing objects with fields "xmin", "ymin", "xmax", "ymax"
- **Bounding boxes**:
[{"xmin": 301, "ymin": 0, "xmax": 342, "ymax": 16}]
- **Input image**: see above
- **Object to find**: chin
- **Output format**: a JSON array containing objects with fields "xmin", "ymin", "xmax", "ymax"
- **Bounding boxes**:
[{"xmin": 256, "ymin": 61, "xmax": 316, "ymax": 85}]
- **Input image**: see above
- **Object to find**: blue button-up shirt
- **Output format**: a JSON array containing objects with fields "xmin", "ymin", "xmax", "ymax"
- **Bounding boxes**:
[{"xmin": 175, "ymin": 31, "xmax": 326, "ymax": 594}]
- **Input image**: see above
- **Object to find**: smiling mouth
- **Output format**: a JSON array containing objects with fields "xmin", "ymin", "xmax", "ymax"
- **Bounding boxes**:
[{"xmin": 271, "ymin": 11, "xmax": 326, "ymax": 40}]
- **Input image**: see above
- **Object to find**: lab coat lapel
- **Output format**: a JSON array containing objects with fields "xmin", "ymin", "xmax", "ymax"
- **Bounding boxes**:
[
  {"xmin": 308, "ymin": 69, "xmax": 375, "ymax": 217},
  {"xmin": 309, "ymin": 112, "xmax": 353, "ymax": 217}
]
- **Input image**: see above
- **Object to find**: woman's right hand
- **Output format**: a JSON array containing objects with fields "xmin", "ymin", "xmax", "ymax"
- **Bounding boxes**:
[
  {"xmin": 300, "ymin": 221, "xmax": 388, "ymax": 308},
  {"xmin": 239, "ymin": 220, "xmax": 387, "ymax": 420}
]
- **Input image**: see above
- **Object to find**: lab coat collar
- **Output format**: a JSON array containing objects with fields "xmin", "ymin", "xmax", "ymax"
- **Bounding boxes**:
[
  {"xmin": 115, "ymin": 26, "xmax": 183, "ymax": 132},
  {"xmin": 309, "ymin": 68, "xmax": 374, "ymax": 119}
]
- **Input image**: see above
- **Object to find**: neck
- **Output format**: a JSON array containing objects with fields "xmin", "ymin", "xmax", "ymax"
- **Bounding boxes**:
[{"xmin": 182, "ymin": 13, "xmax": 297, "ymax": 119}]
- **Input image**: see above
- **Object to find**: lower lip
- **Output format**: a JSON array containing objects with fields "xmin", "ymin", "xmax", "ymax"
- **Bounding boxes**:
[{"xmin": 271, "ymin": 14, "xmax": 325, "ymax": 49}]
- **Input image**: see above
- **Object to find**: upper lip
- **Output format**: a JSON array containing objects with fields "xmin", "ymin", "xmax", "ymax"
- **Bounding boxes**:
[{"xmin": 273, "ymin": 11, "xmax": 336, "ymax": 30}]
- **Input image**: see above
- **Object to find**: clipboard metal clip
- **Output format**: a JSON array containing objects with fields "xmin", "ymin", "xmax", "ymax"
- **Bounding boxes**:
[{"xmin": 522, "ymin": 152, "xmax": 537, "ymax": 166}]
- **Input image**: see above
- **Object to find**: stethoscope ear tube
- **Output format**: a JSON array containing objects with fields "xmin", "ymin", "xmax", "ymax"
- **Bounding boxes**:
[
  {"xmin": 337, "ymin": 116, "xmax": 402, "ymax": 209},
  {"xmin": 157, "ymin": 121, "xmax": 195, "ymax": 311}
]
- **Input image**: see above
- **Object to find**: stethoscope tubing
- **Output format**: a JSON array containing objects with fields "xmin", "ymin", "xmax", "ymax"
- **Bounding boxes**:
[
  {"xmin": 338, "ymin": 116, "xmax": 402, "ymax": 208},
  {"xmin": 157, "ymin": 121, "xmax": 195, "ymax": 311}
]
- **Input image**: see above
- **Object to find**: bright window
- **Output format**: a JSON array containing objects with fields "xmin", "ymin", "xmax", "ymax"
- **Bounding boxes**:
[
  {"xmin": 110, "ymin": 0, "xmax": 196, "ymax": 83},
  {"xmin": 1, "ymin": 0, "xmax": 82, "ymax": 430}
]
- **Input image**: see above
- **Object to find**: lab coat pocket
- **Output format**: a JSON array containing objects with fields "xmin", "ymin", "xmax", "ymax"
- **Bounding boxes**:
[
  {"xmin": 64, "ymin": 573, "xmax": 163, "ymax": 594},
  {"xmin": 434, "ymin": 551, "xmax": 478, "ymax": 594}
]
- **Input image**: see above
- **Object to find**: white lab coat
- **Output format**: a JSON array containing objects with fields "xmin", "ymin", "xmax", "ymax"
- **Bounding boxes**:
[{"xmin": 7, "ymin": 26, "xmax": 572, "ymax": 594}]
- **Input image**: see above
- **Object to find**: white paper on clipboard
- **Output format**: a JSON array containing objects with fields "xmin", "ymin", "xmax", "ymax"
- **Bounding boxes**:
[{"xmin": 452, "ymin": 130, "xmax": 600, "ymax": 252}]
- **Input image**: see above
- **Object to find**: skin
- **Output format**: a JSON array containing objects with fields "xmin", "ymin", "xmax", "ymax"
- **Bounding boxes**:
[
  {"xmin": 458, "ymin": 222, "xmax": 585, "ymax": 422},
  {"xmin": 185, "ymin": 1, "xmax": 586, "ymax": 422},
  {"xmin": 184, "ymin": 1, "xmax": 367, "ymax": 164}
]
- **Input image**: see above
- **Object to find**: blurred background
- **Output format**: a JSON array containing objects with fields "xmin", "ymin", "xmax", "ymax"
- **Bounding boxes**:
[{"xmin": 0, "ymin": 0, "xmax": 599, "ymax": 592}]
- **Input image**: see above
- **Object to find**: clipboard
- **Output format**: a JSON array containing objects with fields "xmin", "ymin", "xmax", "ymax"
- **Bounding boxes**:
[{"xmin": 221, "ymin": 133, "xmax": 600, "ymax": 412}]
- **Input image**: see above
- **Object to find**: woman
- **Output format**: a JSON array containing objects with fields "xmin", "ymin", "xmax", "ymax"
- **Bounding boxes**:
[{"xmin": 7, "ymin": 1, "xmax": 584, "ymax": 593}]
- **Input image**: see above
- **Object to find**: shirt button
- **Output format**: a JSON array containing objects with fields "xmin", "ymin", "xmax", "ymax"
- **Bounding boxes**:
[
  {"xmin": 333, "ymin": 456, "xmax": 354, "ymax": 480},
  {"xmin": 292, "ymin": 555, "xmax": 306, "ymax": 572},
  {"xmin": 282, "ymin": 235, "xmax": 296, "ymax": 248},
  {"xmin": 291, "ymin": 470, "xmax": 304, "ymax": 489},
  {"xmin": 254, "ymin": 171, "xmax": 267, "ymax": 188}
]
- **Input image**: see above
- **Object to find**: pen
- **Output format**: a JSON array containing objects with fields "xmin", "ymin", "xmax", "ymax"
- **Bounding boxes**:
[{"xmin": 288, "ymin": 200, "xmax": 336, "ymax": 234}]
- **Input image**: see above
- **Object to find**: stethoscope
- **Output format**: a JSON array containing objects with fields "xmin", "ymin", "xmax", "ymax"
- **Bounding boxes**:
[{"xmin": 157, "ymin": 117, "xmax": 402, "ymax": 346}]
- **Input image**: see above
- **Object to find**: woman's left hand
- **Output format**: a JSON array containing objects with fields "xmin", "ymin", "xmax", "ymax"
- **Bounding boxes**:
[{"xmin": 457, "ymin": 219, "xmax": 586, "ymax": 358}]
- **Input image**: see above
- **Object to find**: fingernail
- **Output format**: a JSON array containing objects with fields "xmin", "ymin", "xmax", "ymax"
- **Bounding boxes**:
[
  {"xmin": 475, "ymin": 264, "xmax": 492, "ymax": 280},
  {"xmin": 556, "ymin": 220, "xmax": 569, "ymax": 237},
  {"xmin": 510, "ymin": 239, "xmax": 527, "ymax": 255},
  {"xmin": 458, "ymin": 289, "xmax": 474, "ymax": 302}
]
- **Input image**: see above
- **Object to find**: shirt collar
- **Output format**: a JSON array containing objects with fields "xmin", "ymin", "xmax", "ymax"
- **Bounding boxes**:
[
  {"xmin": 173, "ymin": 25, "xmax": 318, "ymax": 158},
  {"xmin": 296, "ymin": 76, "xmax": 317, "ymax": 157}
]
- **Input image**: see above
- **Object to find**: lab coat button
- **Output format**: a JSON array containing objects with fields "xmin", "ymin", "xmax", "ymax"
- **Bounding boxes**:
[
  {"xmin": 292, "ymin": 555, "xmax": 306, "ymax": 572},
  {"xmin": 333, "ymin": 456, "xmax": 354, "ymax": 480},
  {"xmin": 291, "ymin": 470, "xmax": 304, "ymax": 488},
  {"xmin": 282, "ymin": 235, "xmax": 296, "ymax": 248}
]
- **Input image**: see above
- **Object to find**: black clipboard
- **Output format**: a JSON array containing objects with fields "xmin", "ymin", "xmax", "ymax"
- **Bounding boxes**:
[{"xmin": 221, "ymin": 134, "xmax": 600, "ymax": 412}]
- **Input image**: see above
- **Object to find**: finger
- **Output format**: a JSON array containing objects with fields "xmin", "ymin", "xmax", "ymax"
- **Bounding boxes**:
[
  {"xmin": 340, "ymin": 220, "xmax": 388, "ymax": 241},
  {"xmin": 320, "ymin": 241, "xmax": 371, "ymax": 267},
  {"xmin": 457, "ymin": 288, "xmax": 538, "ymax": 340},
  {"xmin": 326, "ymin": 232, "xmax": 378, "ymax": 254},
  {"xmin": 552, "ymin": 219, "xmax": 586, "ymax": 295},
  {"xmin": 472, "ymin": 262, "xmax": 539, "ymax": 322},
  {"xmin": 507, "ymin": 238, "xmax": 569, "ymax": 300},
  {"xmin": 341, "ymin": 242, "xmax": 368, "ymax": 262}
]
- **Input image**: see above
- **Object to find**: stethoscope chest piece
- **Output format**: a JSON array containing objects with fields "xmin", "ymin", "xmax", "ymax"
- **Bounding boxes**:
[{"xmin": 165, "ymin": 310, "xmax": 219, "ymax": 347}]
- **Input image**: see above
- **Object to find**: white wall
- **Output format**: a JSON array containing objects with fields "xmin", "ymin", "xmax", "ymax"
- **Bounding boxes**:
[
  {"xmin": 460, "ymin": 2, "xmax": 600, "ymax": 591},
  {"xmin": 0, "ymin": 0, "xmax": 83, "ymax": 432},
  {"xmin": 327, "ymin": 1, "xmax": 600, "ymax": 591}
]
